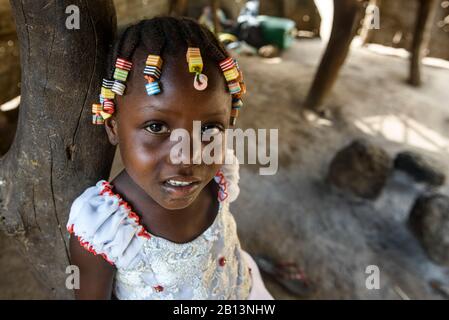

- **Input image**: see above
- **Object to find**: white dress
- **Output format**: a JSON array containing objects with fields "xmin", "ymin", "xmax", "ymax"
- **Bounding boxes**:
[{"xmin": 66, "ymin": 151, "xmax": 273, "ymax": 300}]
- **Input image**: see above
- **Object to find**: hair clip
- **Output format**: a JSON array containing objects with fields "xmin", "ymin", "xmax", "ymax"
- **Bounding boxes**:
[{"xmin": 187, "ymin": 47, "xmax": 208, "ymax": 91}]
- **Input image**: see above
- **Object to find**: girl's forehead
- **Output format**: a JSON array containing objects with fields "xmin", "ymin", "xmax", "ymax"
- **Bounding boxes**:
[{"xmin": 118, "ymin": 47, "xmax": 231, "ymax": 114}]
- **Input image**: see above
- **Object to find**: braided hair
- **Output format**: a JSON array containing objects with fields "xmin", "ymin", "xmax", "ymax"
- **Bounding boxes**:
[
  {"xmin": 94, "ymin": 16, "xmax": 244, "ymax": 126},
  {"xmin": 105, "ymin": 16, "xmax": 228, "ymax": 87}
]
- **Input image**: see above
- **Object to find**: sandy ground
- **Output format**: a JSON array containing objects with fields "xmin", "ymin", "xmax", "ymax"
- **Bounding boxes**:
[{"xmin": 1, "ymin": 38, "xmax": 448, "ymax": 299}]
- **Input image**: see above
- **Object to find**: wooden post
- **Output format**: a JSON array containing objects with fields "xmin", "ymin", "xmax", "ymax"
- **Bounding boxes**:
[
  {"xmin": 304, "ymin": 0, "xmax": 365, "ymax": 113},
  {"xmin": 0, "ymin": 0, "xmax": 117, "ymax": 299},
  {"xmin": 409, "ymin": 0, "xmax": 439, "ymax": 86}
]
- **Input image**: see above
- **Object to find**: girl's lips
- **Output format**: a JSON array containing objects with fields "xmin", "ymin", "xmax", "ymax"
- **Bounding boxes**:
[{"xmin": 161, "ymin": 177, "xmax": 201, "ymax": 198}]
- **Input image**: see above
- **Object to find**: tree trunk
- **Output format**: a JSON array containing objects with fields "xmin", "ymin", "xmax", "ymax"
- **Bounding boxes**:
[
  {"xmin": 409, "ymin": 0, "xmax": 439, "ymax": 86},
  {"xmin": 304, "ymin": 0, "xmax": 365, "ymax": 112},
  {"xmin": 0, "ymin": 0, "xmax": 117, "ymax": 299}
]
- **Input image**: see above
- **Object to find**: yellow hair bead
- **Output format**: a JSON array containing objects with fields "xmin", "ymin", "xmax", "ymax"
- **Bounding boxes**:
[
  {"xmin": 146, "ymin": 55, "xmax": 163, "ymax": 69},
  {"xmin": 188, "ymin": 59, "xmax": 203, "ymax": 74},
  {"xmin": 92, "ymin": 103, "xmax": 102, "ymax": 114},
  {"xmin": 100, "ymin": 111, "xmax": 112, "ymax": 120},
  {"xmin": 101, "ymin": 87, "xmax": 115, "ymax": 99},
  {"xmin": 223, "ymin": 68, "xmax": 240, "ymax": 82},
  {"xmin": 186, "ymin": 48, "xmax": 201, "ymax": 62}
]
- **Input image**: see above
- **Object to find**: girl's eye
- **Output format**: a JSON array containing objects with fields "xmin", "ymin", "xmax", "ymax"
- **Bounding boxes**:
[
  {"xmin": 145, "ymin": 122, "xmax": 170, "ymax": 134},
  {"xmin": 201, "ymin": 124, "xmax": 223, "ymax": 137}
]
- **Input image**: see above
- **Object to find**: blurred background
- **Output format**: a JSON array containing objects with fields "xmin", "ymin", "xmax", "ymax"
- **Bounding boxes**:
[{"xmin": 1, "ymin": 0, "xmax": 448, "ymax": 299}]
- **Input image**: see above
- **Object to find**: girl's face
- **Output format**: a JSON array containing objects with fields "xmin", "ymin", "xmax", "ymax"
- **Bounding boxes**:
[{"xmin": 105, "ymin": 48, "xmax": 232, "ymax": 210}]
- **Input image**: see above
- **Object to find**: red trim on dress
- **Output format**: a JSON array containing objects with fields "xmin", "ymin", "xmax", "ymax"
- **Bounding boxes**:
[
  {"xmin": 67, "ymin": 223, "xmax": 115, "ymax": 266},
  {"xmin": 99, "ymin": 181, "xmax": 152, "ymax": 240},
  {"xmin": 68, "ymin": 174, "xmax": 228, "ymax": 266},
  {"xmin": 215, "ymin": 170, "xmax": 228, "ymax": 202}
]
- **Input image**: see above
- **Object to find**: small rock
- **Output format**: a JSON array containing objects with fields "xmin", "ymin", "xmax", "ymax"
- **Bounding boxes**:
[
  {"xmin": 327, "ymin": 139, "xmax": 392, "ymax": 199},
  {"xmin": 409, "ymin": 193, "xmax": 449, "ymax": 266},
  {"xmin": 394, "ymin": 151, "xmax": 445, "ymax": 187}
]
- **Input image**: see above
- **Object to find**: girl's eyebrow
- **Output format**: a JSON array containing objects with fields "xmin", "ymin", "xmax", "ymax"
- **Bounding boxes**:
[{"xmin": 139, "ymin": 105, "xmax": 227, "ymax": 117}]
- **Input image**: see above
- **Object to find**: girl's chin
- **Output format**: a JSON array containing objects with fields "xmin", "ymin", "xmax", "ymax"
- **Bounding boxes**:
[{"xmin": 159, "ymin": 196, "xmax": 198, "ymax": 210}]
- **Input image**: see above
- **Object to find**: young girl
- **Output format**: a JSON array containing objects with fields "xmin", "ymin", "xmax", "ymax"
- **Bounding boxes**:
[{"xmin": 66, "ymin": 16, "xmax": 273, "ymax": 300}]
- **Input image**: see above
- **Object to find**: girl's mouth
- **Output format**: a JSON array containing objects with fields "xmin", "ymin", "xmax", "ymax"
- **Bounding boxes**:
[
  {"xmin": 161, "ymin": 177, "xmax": 201, "ymax": 198},
  {"xmin": 166, "ymin": 179, "xmax": 196, "ymax": 187}
]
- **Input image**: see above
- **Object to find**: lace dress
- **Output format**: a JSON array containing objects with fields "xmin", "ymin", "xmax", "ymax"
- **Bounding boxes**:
[{"xmin": 66, "ymin": 152, "xmax": 273, "ymax": 300}]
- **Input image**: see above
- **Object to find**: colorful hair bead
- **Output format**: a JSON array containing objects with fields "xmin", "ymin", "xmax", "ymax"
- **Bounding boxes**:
[
  {"xmin": 223, "ymin": 68, "xmax": 240, "ymax": 82},
  {"xmin": 186, "ymin": 48, "xmax": 201, "ymax": 61},
  {"xmin": 113, "ymin": 68, "xmax": 129, "ymax": 82},
  {"xmin": 146, "ymin": 81, "xmax": 161, "ymax": 96},
  {"xmin": 101, "ymin": 87, "xmax": 115, "ymax": 99},
  {"xmin": 144, "ymin": 54, "xmax": 163, "ymax": 96},
  {"xmin": 232, "ymin": 98, "xmax": 243, "ymax": 109},
  {"xmin": 187, "ymin": 47, "xmax": 207, "ymax": 90},
  {"xmin": 115, "ymin": 58, "xmax": 133, "ymax": 71},
  {"xmin": 102, "ymin": 79, "xmax": 114, "ymax": 89},
  {"xmin": 146, "ymin": 55, "xmax": 163, "ymax": 69},
  {"xmin": 102, "ymin": 99, "xmax": 115, "ymax": 114},
  {"xmin": 219, "ymin": 57, "xmax": 235, "ymax": 72},
  {"xmin": 92, "ymin": 103, "xmax": 102, "ymax": 114},
  {"xmin": 228, "ymin": 81, "xmax": 242, "ymax": 95},
  {"xmin": 92, "ymin": 113, "xmax": 104, "ymax": 125},
  {"xmin": 187, "ymin": 48, "xmax": 203, "ymax": 73},
  {"xmin": 143, "ymin": 66, "xmax": 162, "ymax": 80},
  {"xmin": 100, "ymin": 111, "xmax": 112, "ymax": 120},
  {"xmin": 111, "ymin": 81, "xmax": 126, "ymax": 95},
  {"xmin": 188, "ymin": 57, "xmax": 203, "ymax": 74}
]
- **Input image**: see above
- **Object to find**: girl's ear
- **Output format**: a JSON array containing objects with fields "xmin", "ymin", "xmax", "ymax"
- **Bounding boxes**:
[{"xmin": 104, "ymin": 117, "xmax": 119, "ymax": 146}]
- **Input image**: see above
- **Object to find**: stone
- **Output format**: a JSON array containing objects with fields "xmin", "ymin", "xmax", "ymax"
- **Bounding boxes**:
[
  {"xmin": 409, "ymin": 193, "xmax": 449, "ymax": 266},
  {"xmin": 394, "ymin": 151, "xmax": 445, "ymax": 187},
  {"xmin": 327, "ymin": 139, "xmax": 392, "ymax": 199}
]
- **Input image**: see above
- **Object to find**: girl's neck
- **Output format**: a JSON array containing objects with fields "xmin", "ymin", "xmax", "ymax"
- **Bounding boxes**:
[{"xmin": 111, "ymin": 170, "xmax": 219, "ymax": 244}]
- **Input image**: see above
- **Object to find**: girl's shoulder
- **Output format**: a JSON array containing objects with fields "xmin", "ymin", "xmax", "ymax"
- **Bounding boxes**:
[{"xmin": 66, "ymin": 180, "xmax": 148, "ymax": 269}]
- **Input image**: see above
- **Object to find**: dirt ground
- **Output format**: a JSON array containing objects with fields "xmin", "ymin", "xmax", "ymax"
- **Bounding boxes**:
[{"xmin": 1, "ymin": 38, "xmax": 448, "ymax": 299}]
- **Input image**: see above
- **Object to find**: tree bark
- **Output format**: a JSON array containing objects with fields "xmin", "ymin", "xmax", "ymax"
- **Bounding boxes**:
[{"xmin": 0, "ymin": 0, "xmax": 117, "ymax": 299}]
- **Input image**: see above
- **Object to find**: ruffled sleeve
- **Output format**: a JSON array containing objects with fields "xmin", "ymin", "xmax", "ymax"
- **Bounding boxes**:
[
  {"xmin": 214, "ymin": 148, "xmax": 240, "ymax": 203},
  {"xmin": 66, "ymin": 180, "xmax": 150, "ymax": 269}
]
